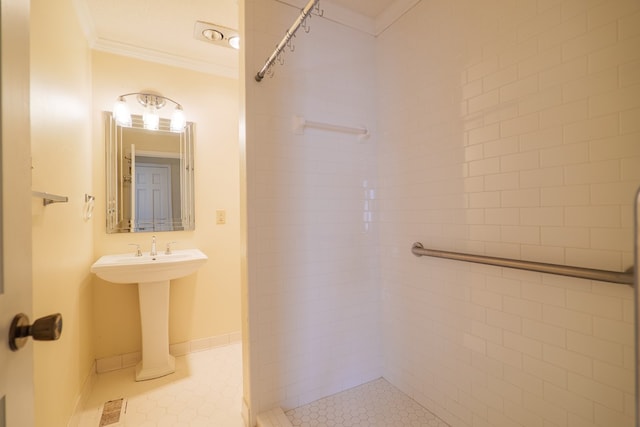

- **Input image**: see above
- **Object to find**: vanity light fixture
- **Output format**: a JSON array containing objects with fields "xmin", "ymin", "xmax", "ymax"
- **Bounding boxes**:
[{"xmin": 112, "ymin": 92, "xmax": 186, "ymax": 132}]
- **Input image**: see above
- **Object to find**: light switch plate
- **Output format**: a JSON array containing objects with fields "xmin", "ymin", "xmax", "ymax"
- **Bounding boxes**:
[{"xmin": 216, "ymin": 209, "xmax": 226, "ymax": 225}]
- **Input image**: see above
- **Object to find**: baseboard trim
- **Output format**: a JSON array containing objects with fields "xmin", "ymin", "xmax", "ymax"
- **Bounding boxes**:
[
  {"xmin": 95, "ymin": 331, "xmax": 242, "ymax": 374},
  {"xmin": 66, "ymin": 360, "xmax": 97, "ymax": 427},
  {"xmin": 68, "ymin": 335, "xmax": 242, "ymax": 426}
]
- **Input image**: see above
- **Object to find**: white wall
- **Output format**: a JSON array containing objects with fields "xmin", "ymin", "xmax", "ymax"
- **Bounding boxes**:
[
  {"xmin": 243, "ymin": 1, "xmax": 640, "ymax": 426},
  {"xmin": 243, "ymin": 0, "xmax": 381, "ymax": 418},
  {"xmin": 377, "ymin": 1, "xmax": 640, "ymax": 426}
]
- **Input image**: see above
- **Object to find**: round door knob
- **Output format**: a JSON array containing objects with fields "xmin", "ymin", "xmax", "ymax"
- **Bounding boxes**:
[{"xmin": 9, "ymin": 313, "xmax": 63, "ymax": 351}]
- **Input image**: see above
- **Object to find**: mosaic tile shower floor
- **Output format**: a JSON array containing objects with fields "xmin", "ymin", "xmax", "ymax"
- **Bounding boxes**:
[{"xmin": 285, "ymin": 378, "xmax": 450, "ymax": 427}]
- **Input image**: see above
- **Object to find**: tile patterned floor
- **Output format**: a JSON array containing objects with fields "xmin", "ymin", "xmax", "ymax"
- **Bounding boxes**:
[
  {"xmin": 78, "ymin": 344, "xmax": 447, "ymax": 427},
  {"xmin": 285, "ymin": 378, "xmax": 450, "ymax": 427},
  {"xmin": 77, "ymin": 342, "xmax": 244, "ymax": 427}
]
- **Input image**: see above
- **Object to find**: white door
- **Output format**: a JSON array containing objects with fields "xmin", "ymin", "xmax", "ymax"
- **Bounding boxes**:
[
  {"xmin": 135, "ymin": 163, "xmax": 173, "ymax": 229},
  {"xmin": 0, "ymin": 0, "xmax": 36, "ymax": 425},
  {"xmin": 635, "ymin": 188, "xmax": 640, "ymax": 427},
  {"xmin": 130, "ymin": 144, "xmax": 136, "ymax": 224}
]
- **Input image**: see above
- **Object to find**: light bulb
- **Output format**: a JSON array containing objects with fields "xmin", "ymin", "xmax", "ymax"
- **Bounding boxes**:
[
  {"xmin": 228, "ymin": 36, "xmax": 240, "ymax": 50},
  {"xmin": 113, "ymin": 97, "xmax": 131, "ymax": 126},
  {"xmin": 143, "ymin": 105, "xmax": 159, "ymax": 130},
  {"xmin": 170, "ymin": 106, "xmax": 186, "ymax": 132}
]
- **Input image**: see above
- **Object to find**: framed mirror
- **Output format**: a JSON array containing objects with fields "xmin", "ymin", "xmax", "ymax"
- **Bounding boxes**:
[{"xmin": 105, "ymin": 112, "xmax": 195, "ymax": 233}]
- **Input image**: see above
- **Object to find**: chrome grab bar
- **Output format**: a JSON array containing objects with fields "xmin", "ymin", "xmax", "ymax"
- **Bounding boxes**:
[
  {"xmin": 412, "ymin": 242, "xmax": 634, "ymax": 286},
  {"xmin": 414, "ymin": 187, "xmax": 640, "ymax": 420}
]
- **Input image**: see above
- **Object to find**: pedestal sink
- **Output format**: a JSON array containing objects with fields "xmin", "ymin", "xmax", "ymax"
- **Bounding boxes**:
[{"xmin": 90, "ymin": 249, "xmax": 207, "ymax": 381}]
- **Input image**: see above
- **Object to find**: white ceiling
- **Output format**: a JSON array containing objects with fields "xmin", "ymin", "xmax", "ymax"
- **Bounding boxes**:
[
  {"xmin": 329, "ymin": 0, "xmax": 399, "ymax": 18},
  {"xmin": 75, "ymin": 0, "xmax": 402, "ymax": 78}
]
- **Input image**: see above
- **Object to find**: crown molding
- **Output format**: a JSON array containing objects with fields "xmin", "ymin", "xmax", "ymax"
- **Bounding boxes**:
[
  {"xmin": 317, "ymin": 0, "xmax": 420, "ymax": 36},
  {"xmin": 375, "ymin": 0, "xmax": 421, "ymax": 36},
  {"xmin": 72, "ymin": 0, "xmax": 97, "ymax": 45},
  {"xmin": 72, "ymin": 0, "xmax": 238, "ymax": 79},
  {"xmin": 91, "ymin": 38, "xmax": 239, "ymax": 79},
  {"xmin": 72, "ymin": 0, "xmax": 417, "ymax": 77},
  {"xmin": 319, "ymin": 2, "xmax": 376, "ymax": 35}
]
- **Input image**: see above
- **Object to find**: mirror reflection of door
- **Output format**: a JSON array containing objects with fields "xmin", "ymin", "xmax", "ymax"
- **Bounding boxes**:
[
  {"xmin": 135, "ymin": 163, "xmax": 173, "ymax": 230},
  {"xmin": 132, "ymin": 154, "xmax": 182, "ymax": 231},
  {"xmin": 121, "ymin": 122, "xmax": 183, "ymax": 231}
]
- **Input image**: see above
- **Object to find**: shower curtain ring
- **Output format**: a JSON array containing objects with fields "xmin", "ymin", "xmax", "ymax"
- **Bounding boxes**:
[{"xmin": 301, "ymin": 17, "xmax": 311, "ymax": 33}]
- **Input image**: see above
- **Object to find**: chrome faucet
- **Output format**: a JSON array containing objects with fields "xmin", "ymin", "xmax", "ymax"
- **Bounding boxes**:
[
  {"xmin": 150, "ymin": 235, "xmax": 157, "ymax": 256},
  {"xmin": 165, "ymin": 241, "xmax": 177, "ymax": 255},
  {"xmin": 128, "ymin": 243, "xmax": 142, "ymax": 257}
]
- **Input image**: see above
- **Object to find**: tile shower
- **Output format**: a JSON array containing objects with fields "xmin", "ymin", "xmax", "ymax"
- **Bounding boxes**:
[
  {"xmin": 244, "ymin": 1, "xmax": 640, "ymax": 427},
  {"xmin": 286, "ymin": 379, "xmax": 449, "ymax": 427}
]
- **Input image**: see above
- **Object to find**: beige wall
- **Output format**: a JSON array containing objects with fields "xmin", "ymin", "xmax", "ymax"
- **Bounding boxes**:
[
  {"xmin": 91, "ymin": 51, "xmax": 241, "ymax": 359},
  {"xmin": 30, "ymin": 3, "xmax": 241, "ymax": 424},
  {"xmin": 30, "ymin": 0, "xmax": 95, "ymax": 426}
]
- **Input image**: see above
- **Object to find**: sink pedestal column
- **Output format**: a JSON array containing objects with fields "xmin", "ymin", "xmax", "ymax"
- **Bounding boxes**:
[{"xmin": 135, "ymin": 280, "xmax": 175, "ymax": 381}]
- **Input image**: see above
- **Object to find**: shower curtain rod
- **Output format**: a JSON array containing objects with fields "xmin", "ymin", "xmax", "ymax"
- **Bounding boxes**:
[
  {"xmin": 411, "ymin": 242, "xmax": 634, "ymax": 285},
  {"xmin": 255, "ymin": 0, "xmax": 320, "ymax": 82}
]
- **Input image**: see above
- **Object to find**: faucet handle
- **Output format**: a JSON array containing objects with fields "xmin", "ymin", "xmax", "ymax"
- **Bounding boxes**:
[
  {"xmin": 128, "ymin": 243, "xmax": 142, "ymax": 257},
  {"xmin": 150, "ymin": 235, "xmax": 157, "ymax": 256},
  {"xmin": 165, "ymin": 241, "xmax": 177, "ymax": 255}
]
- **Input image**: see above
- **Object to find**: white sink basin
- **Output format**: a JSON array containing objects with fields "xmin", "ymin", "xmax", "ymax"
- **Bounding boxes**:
[
  {"xmin": 90, "ymin": 248, "xmax": 207, "ymax": 381},
  {"xmin": 90, "ymin": 248, "xmax": 208, "ymax": 284}
]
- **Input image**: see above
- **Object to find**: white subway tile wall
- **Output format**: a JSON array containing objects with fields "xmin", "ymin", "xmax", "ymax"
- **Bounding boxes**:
[
  {"xmin": 246, "ymin": 0, "xmax": 640, "ymax": 426},
  {"xmin": 377, "ymin": 2, "xmax": 639, "ymax": 427},
  {"xmin": 245, "ymin": 0, "xmax": 382, "ymax": 418}
]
